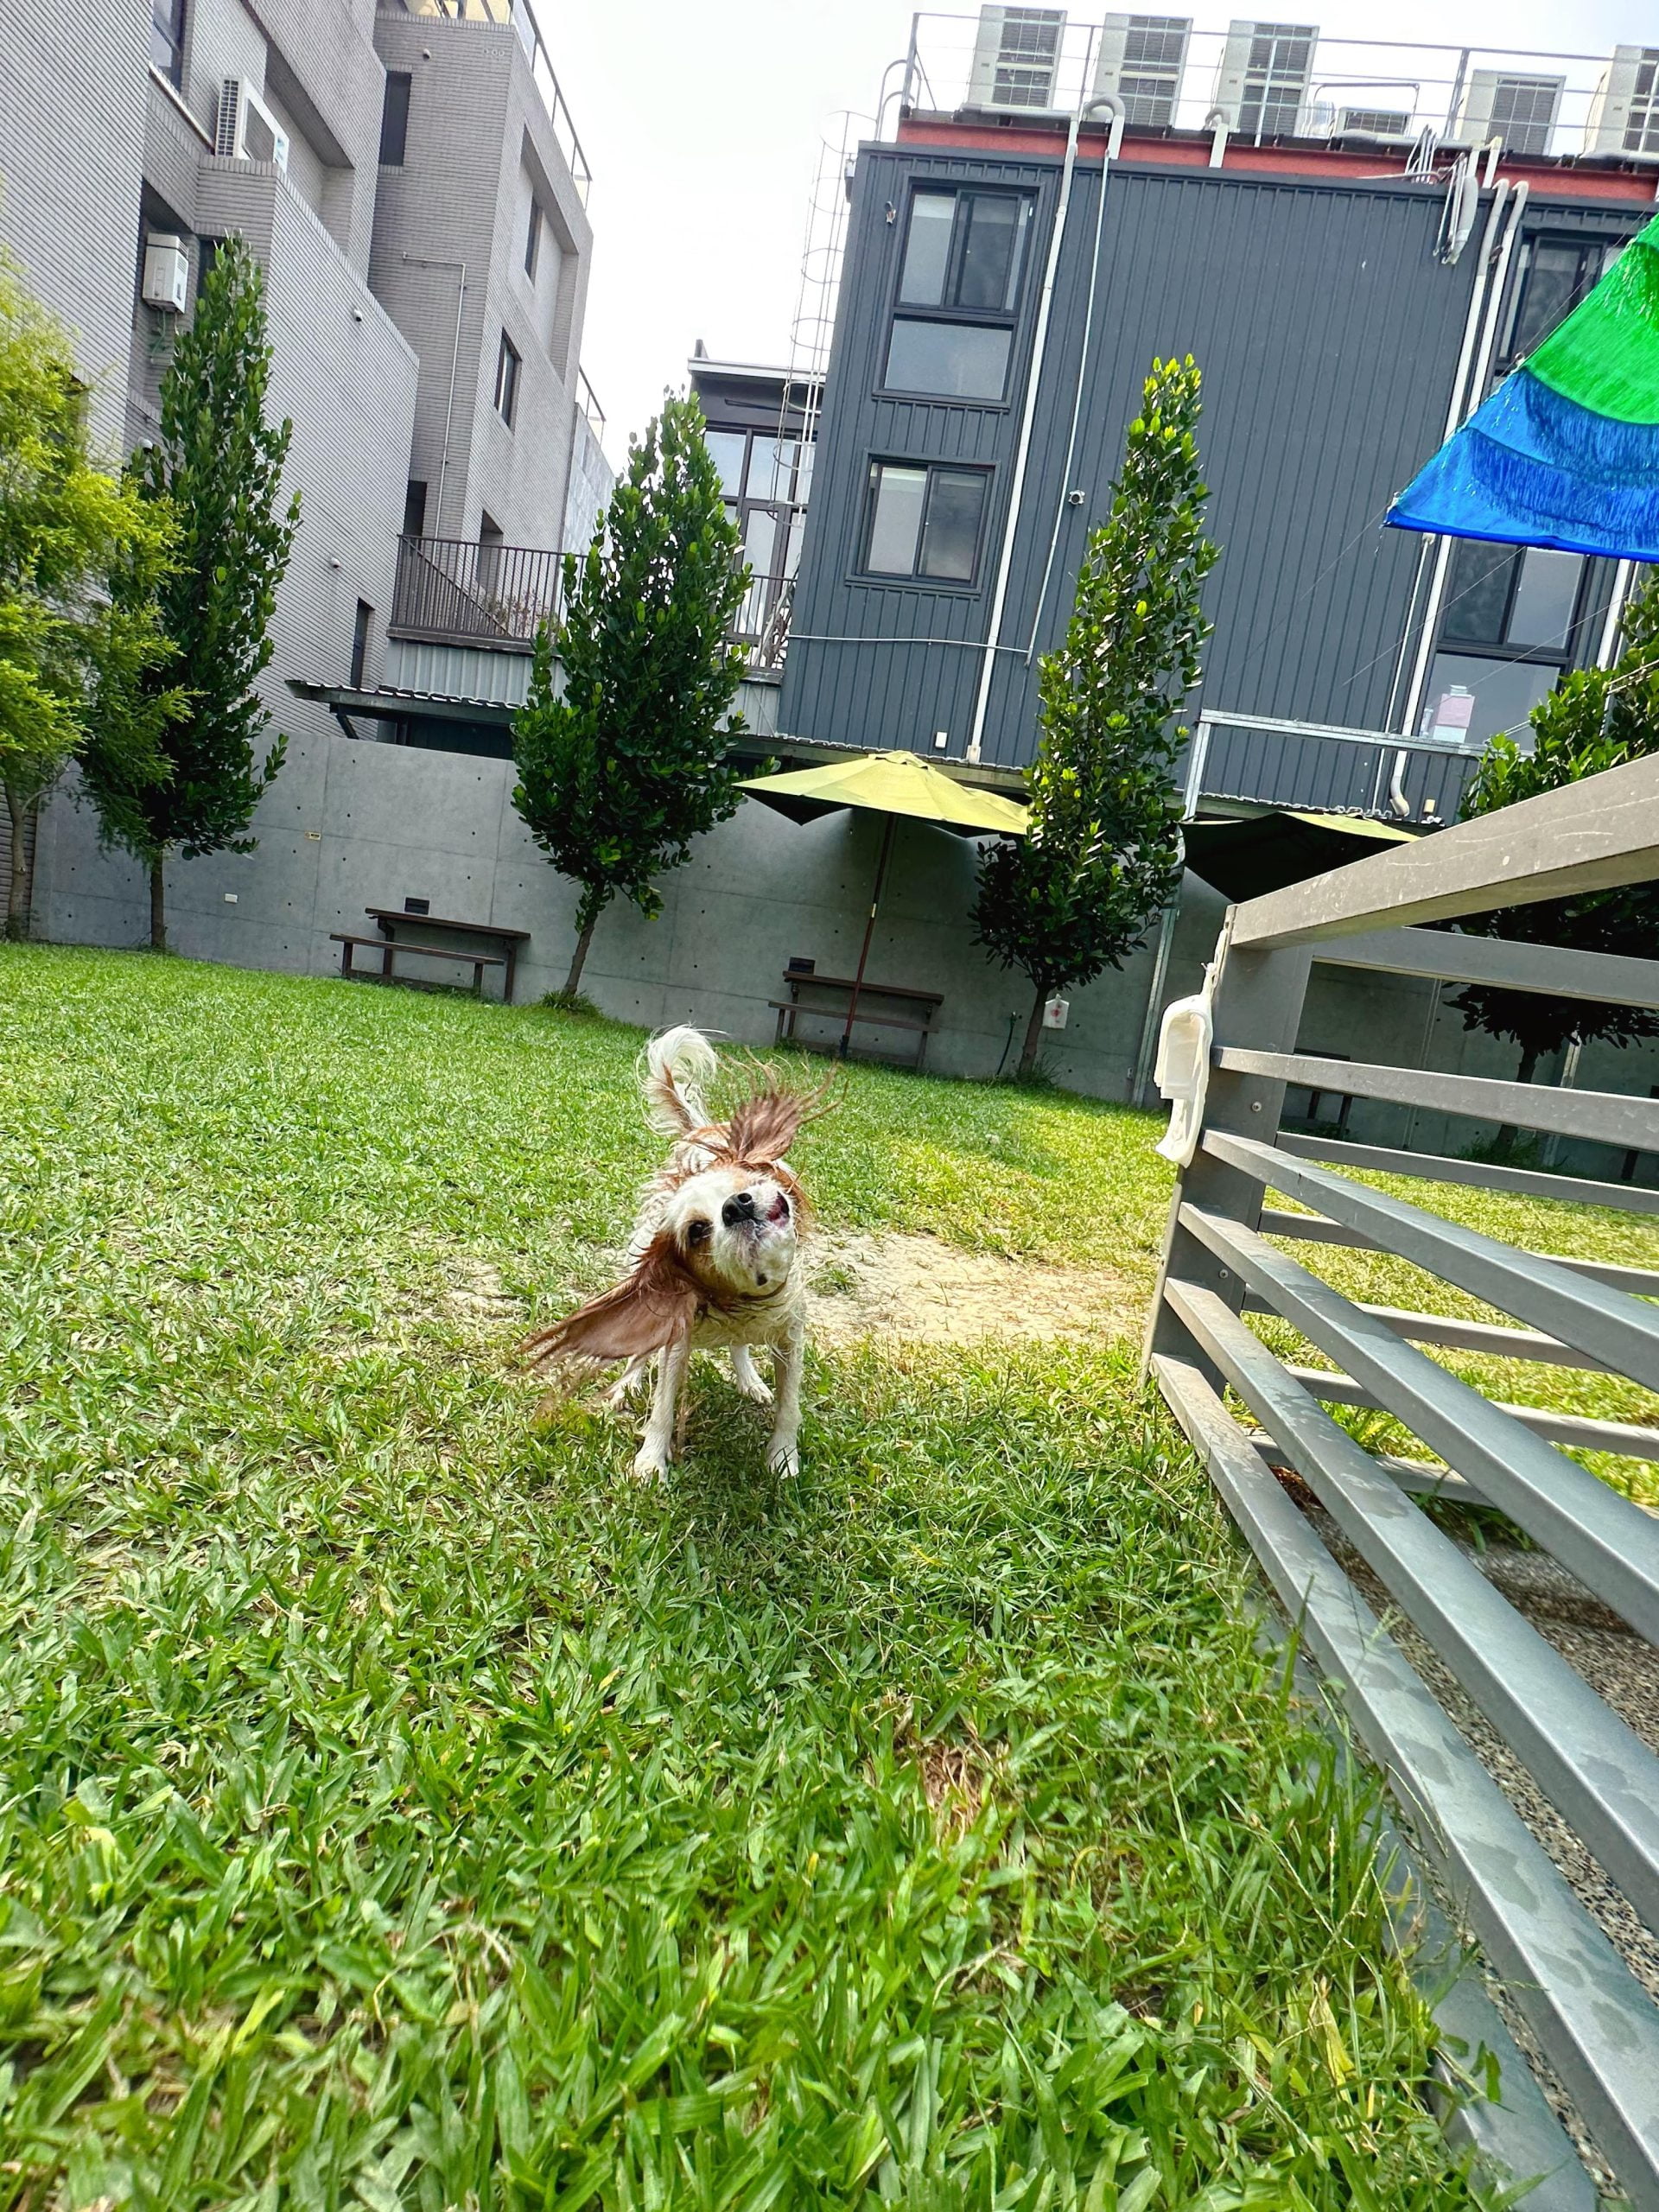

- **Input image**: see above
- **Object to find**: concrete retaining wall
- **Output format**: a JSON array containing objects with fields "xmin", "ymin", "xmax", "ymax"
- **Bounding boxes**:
[{"xmin": 31, "ymin": 731, "xmax": 1226, "ymax": 1096}]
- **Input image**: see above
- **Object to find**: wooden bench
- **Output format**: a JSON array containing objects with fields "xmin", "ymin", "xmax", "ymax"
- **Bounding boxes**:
[
  {"xmin": 772, "ymin": 969, "xmax": 944, "ymax": 1070},
  {"xmin": 365, "ymin": 906, "xmax": 530, "ymax": 1003},
  {"xmin": 330, "ymin": 933, "xmax": 506, "ymax": 995}
]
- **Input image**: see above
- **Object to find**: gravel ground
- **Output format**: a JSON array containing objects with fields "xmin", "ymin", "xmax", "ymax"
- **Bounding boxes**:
[{"xmin": 1295, "ymin": 1496, "xmax": 1659, "ymax": 2203}]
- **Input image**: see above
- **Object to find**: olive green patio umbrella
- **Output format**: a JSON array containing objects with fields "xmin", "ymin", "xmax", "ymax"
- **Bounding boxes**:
[{"xmin": 738, "ymin": 750, "xmax": 1029, "ymax": 1055}]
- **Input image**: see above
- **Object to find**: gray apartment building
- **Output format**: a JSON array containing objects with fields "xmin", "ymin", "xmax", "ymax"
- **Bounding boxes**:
[{"xmin": 0, "ymin": 0, "xmax": 607, "ymax": 949}]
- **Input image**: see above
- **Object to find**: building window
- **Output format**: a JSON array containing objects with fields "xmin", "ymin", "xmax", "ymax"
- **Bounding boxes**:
[
  {"xmin": 1502, "ymin": 235, "xmax": 1626, "ymax": 366},
  {"xmin": 151, "ymin": 0, "xmax": 186, "ymax": 86},
  {"xmin": 524, "ymin": 200, "xmax": 543, "ymax": 279},
  {"xmin": 885, "ymin": 187, "xmax": 1034, "ymax": 403},
  {"xmin": 1421, "ymin": 541, "xmax": 1586, "ymax": 751},
  {"xmin": 350, "ymin": 601, "xmax": 373, "ymax": 689},
  {"xmin": 379, "ymin": 72, "xmax": 411, "ymax": 165},
  {"xmin": 403, "ymin": 480, "xmax": 427, "ymax": 538},
  {"xmin": 861, "ymin": 460, "xmax": 989, "ymax": 583},
  {"xmin": 493, "ymin": 334, "xmax": 521, "ymax": 425}
]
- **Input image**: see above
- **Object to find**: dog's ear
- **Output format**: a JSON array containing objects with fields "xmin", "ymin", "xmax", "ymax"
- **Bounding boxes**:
[
  {"xmin": 521, "ymin": 1235, "xmax": 699, "ymax": 1368},
  {"xmin": 727, "ymin": 1075, "xmax": 835, "ymax": 1167}
]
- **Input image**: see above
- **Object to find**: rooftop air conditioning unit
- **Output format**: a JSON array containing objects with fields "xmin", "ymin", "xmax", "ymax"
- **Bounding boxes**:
[
  {"xmin": 1333, "ymin": 105, "xmax": 1417, "ymax": 143},
  {"xmin": 1211, "ymin": 19, "xmax": 1317, "ymax": 141},
  {"xmin": 968, "ymin": 5, "xmax": 1066, "ymax": 114},
  {"xmin": 215, "ymin": 76, "xmax": 289, "ymax": 169},
  {"xmin": 1585, "ymin": 46, "xmax": 1659, "ymax": 159},
  {"xmin": 1449, "ymin": 70, "xmax": 1562, "ymax": 157},
  {"xmin": 1093, "ymin": 14, "xmax": 1191, "ymax": 129}
]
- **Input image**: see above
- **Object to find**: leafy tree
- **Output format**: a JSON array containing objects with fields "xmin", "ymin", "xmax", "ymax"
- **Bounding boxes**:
[
  {"xmin": 973, "ymin": 355, "xmax": 1217, "ymax": 1075},
  {"xmin": 511, "ymin": 394, "xmax": 750, "ymax": 997},
  {"xmin": 81, "ymin": 235, "xmax": 297, "ymax": 950},
  {"xmin": 1448, "ymin": 569, "xmax": 1659, "ymax": 1151},
  {"xmin": 0, "ymin": 257, "xmax": 179, "ymax": 939}
]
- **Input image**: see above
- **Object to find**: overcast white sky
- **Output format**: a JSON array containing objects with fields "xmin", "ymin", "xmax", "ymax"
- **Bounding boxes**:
[{"xmin": 550, "ymin": 0, "xmax": 1656, "ymax": 466}]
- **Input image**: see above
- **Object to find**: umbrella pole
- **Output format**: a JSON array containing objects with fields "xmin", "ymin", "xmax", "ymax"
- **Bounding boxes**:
[{"xmin": 841, "ymin": 812, "xmax": 896, "ymax": 1058}]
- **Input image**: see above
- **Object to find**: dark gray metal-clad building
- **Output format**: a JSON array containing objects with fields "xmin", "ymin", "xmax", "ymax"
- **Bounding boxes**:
[{"xmin": 778, "ymin": 100, "xmax": 1650, "ymax": 791}]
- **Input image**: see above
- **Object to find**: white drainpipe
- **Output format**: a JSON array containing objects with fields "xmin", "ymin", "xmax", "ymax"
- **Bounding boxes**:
[
  {"xmin": 963, "ymin": 94, "xmax": 1124, "ymax": 764},
  {"xmin": 1398, "ymin": 181, "xmax": 1529, "ymax": 746}
]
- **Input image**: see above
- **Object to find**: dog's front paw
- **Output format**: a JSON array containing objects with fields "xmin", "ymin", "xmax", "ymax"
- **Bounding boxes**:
[
  {"xmin": 739, "ymin": 1375, "xmax": 775, "ymax": 1407},
  {"xmin": 631, "ymin": 1446, "xmax": 671, "ymax": 1484},
  {"xmin": 766, "ymin": 1440, "xmax": 800, "ymax": 1478}
]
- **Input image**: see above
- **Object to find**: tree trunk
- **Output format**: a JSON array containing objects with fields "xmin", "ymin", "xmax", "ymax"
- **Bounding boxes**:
[
  {"xmin": 149, "ymin": 857, "xmax": 167, "ymax": 951},
  {"xmin": 1491, "ymin": 1039, "xmax": 1543, "ymax": 1160},
  {"xmin": 4, "ymin": 784, "xmax": 33, "ymax": 943},
  {"xmin": 1017, "ymin": 981, "xmax": 1050, "ymax": 1077},
  {"xmin": 564, "ymin": 912, "xmax": 597, "ymax": 998}
]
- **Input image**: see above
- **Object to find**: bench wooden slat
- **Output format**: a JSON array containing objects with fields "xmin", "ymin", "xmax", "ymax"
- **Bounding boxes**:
[{"xmin": 331, "ymin": 934, "xmax": 505, "ymax": 965}]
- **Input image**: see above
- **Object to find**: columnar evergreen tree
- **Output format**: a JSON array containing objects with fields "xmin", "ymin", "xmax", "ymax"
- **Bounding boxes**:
[
  {"xmin": 973, "ymin": 355, "xmax": 1217, "ymax": 1074},
  {"xmin": 1448, "ymin": 569, "xmax": 1659, "ymax": 1149},
  {"xmin": 0, "ymin": 257, "xmax": 178, "ymax": 939},
  {"xmin": 81, "ymin": 235, "xmax": 298, "ymax": 949},
  {"xmin": 511, "ymin": 394, "xmax": 751, "ymax": 999}
]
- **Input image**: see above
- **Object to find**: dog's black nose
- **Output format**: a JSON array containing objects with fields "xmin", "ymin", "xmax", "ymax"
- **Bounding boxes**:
[{"xmin": 721, "ymin": 1191, "xmax": 757, "ymax": 1225}]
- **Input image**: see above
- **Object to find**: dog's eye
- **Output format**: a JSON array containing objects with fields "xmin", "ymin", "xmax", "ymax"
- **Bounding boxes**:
[{"xmin": 686, "ymin": 1218, "xmax": 711, "ymax": 1248}]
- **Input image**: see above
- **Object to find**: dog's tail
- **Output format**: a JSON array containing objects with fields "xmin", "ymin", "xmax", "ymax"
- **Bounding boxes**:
[{"xmin": 641, "ymin": 1024, "xmax": 719, "ymax": 1136}]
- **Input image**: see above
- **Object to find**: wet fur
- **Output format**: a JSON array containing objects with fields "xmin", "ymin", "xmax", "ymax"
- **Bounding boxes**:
[{"xmin": 522, "ymin": 1027, "xmax": 830, "ymax": 1478}]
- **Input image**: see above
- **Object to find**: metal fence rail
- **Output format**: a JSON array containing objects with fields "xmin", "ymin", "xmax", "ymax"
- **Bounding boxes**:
[
  {"xmin": 1143, "ymin": 753, "xmax": 1659, "ymax": 2208},
  {"xmin": 389, "ymin": 535, "xmax": 563, "ymax": 649}
]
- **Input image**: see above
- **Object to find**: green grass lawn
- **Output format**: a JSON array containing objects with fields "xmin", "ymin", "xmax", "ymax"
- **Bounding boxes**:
[{"xmin": 8, "ymin": 940, "xmax": 1632, "ymax": 2209}]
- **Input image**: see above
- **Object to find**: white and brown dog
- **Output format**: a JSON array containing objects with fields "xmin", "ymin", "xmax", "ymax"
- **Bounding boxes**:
[{"xmin": 523, "ymin": 1027, "xmax": 824, "ymax": 1481}]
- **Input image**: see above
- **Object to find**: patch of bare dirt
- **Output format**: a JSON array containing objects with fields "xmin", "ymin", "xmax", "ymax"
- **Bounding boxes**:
[
  {"xmin": 442, "ymin": 1255, "xmax": 520, "ymax": 1334},
  {"xmin": 808, "ymin": 1230, "xmax": 1134, "ymax": 1346}
]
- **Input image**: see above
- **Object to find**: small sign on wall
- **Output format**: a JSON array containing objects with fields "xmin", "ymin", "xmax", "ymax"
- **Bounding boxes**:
[{"xmin": 1043, "ymin": 996, "xmax": 1070, "ymax": 1030}]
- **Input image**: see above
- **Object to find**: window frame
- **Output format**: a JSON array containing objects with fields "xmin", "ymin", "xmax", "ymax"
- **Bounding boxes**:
[
  {"xmin": 524, "ymin": 200, "xmax": 543, "ymax": 281},
  {"xmin": 881, "ymin": 183, "xmax": 1036, "ymax": 408},
  {"xmin": 1438, "ymin": 541, "xmax": 1592, "ymax": 668},
  {"xmin": 493, "ymin": 332, "xmax": 521, "ymax": 427},
  {"xmin": 378, "ymin": 70, "xmax": 412, "ymax": 167},
  {"xmin": 350, "ymin": 600, "xmax": 373, "ymax": 690},
  {"xmin": 151, "ymin": 0, "xmax": 187, "ymax": 88},
  {"xmin": 857, "ymin": 457, "xmax": 993, "ymax": 588},
  {"xmin": 1497, "ymin": 231, "xmax": 1627, "ymax": 371}
]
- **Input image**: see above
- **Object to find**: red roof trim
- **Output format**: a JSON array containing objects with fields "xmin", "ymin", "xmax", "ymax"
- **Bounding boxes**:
[{"xmin": 893, "ymin": 115, "xmax": 1659, "ymax": 207}]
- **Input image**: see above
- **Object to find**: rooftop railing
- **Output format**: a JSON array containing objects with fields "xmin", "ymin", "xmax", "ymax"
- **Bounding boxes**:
[
  {"xmin": 899, "ymin": 13, "xmax": 1659, "ymax": 167},
  {"xmin": 385, "ymin": 0, "xmax": 592, "ymax": 201},
  {"xmin": 1185, "ymin": 710, "xmax": 1486, "ymax": 826},
  {"xmin": 576, "ymin": 365, "xmax": 606, "ymax": 443},
  {"xmin": 390, "ymin": 535, "xmax": 563, "ymax": 649},
  {"xmin": 1143, "ymin": 752, "xmax": 1659, "ymax": 2202}
]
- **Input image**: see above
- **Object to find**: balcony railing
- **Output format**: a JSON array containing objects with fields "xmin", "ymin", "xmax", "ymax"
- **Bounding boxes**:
[
  {"xmin": 390, "ymin": 535, "xmax": 563, "ymax": 649},
  {"xmin": 1184, "ymin": 710, "xmax": 1487, "ymax": 826},
  {"xmin": 385, "ymin": 0, "xmax": 592, "ymax": 201},
  {"xmin": 576, "ymin": 366, "xmax": 606, "ymax": 442},
  {"xmin": 900, "ymin": 13, "xmax": 1653, "ymax": 166}
]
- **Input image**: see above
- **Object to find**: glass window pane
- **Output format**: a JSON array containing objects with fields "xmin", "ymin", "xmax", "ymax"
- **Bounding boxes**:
[
  {"xmin": 1422, "ymin": 654, "xmax": 1559, "ymax": 750},
  {"xmin": 884, "ymin": 318, "xmax": 1011, "ymax": 400},
  {"xmin": 745, "ymin": 438, "xmax": 799, "ymax": 500},
  {"xmin": 743, "ymin": 508, "xmax": 779, "ymax": 579},
  {"xmin": 956, "ymin": 194, "xmax": 1024, "ymax": 311},
  {"xmin": 865, "ymin": 464, "xmax": 927, "ymax": 574},
  {"xmin": 1510, "ymin": 242, "xmax": 1592, "ymax": 358},
  {"xmin": 1507, "ymin": 548, "xmax": 1581, "ymax": 649},
  {"xmin": 703, "ymin": 430, "xmax": 747, "ymax": 499},
  {"xmin": 918, "ymin": 469, "xmax": 987, "ymax": 581},
  {"xmin": 1440, "ymin": 542, "xmax": 1516, "ymax": 645},
  {"xmin": 899, "ymin": 193, "xmax": 956, "ymax": 305}
]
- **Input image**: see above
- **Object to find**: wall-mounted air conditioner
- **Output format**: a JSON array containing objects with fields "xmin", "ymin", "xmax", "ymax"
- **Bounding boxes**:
[
  {"xmin": 215, "ymin": 77, "xmax": 289, "ymax": 169},
  {"xmin": 1584, "ymin": 47, "xmax": 1659, "ymax": 159},
  {"xmin": 1211, "ymin": 19, "xmax": 1318, "ymax": 141},
  {"xmin": 968, "ymin": 5, "xmax": 1066, "ymax": 113},
  {"xmin": 141, "ymin": 232, "xmax": 189, "ymax": 312},
  {"xmin": 1448, "ymin": 70, "xmax": 1562, "ymax": 157},
  {"xmin": 1093, "ymin": 14, "xmax": 1191, "ymax": 129}
]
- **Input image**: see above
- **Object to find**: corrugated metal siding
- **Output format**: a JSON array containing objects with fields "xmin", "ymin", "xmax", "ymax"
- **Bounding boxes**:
[{"xmin": 780, "ymin": 147, "xmax": 1649, "ymax": 775}]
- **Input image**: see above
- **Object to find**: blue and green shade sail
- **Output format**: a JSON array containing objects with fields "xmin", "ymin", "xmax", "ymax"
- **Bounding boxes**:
[{"xmin": 1387, "ymin": 214, "xmax": 1659, "ymax": 562}]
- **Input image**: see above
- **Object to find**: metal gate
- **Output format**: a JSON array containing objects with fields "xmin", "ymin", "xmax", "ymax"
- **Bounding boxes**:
[{"xmin": 1144, "ymin": 754, "xmax": 1659, "ymax": 2207}]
